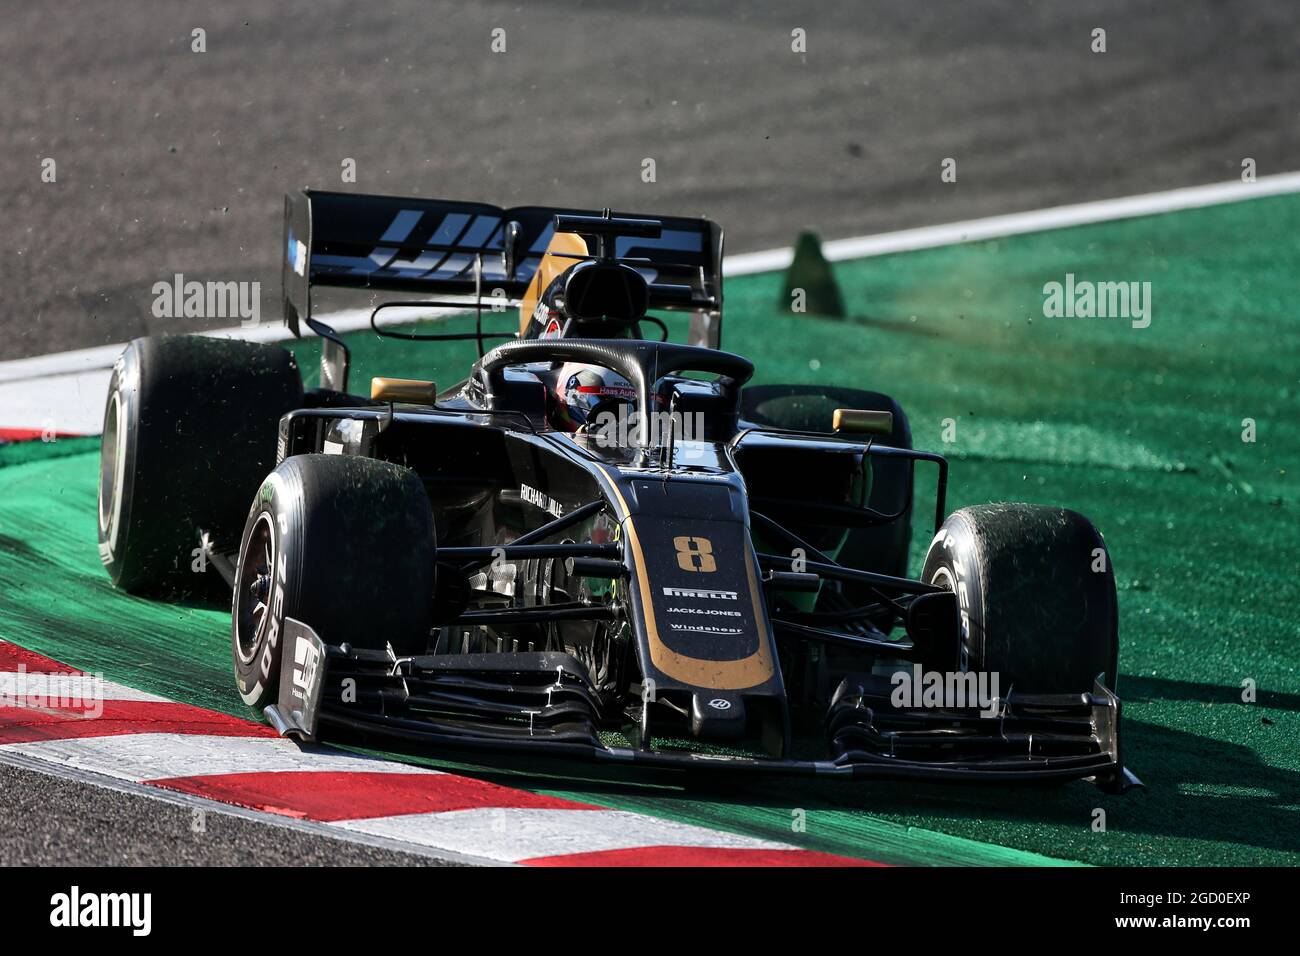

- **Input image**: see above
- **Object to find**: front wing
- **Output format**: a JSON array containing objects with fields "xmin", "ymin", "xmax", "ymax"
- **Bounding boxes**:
[{"xmin": 266, "ymin": 618, "xmax": 1141, "ymax": 793}]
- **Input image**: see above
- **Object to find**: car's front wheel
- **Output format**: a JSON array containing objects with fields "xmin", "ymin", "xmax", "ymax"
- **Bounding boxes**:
[
  {"xmin": 231, "ymin": 454, "xmax": 436, "ymax": 710},
  {"xmin": 919, "ymin": 503, "xmax": 1118, "ymax": 693}
]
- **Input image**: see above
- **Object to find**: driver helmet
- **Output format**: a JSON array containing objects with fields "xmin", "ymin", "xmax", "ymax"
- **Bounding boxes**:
[{"xmin": 550, "ymin": 362, "xmax": 637, "ymax": 432}]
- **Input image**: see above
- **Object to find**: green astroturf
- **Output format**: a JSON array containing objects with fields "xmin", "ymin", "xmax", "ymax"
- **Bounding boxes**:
[{"xmin": 2, "ymin": 192, "xmax": 1297, "ymax": 865}]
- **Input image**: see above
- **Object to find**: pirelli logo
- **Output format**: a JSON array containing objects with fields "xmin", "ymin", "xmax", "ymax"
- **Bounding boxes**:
[{"xmin": 662, "ymin": 586, "xmax": 738, "ymax": 601}]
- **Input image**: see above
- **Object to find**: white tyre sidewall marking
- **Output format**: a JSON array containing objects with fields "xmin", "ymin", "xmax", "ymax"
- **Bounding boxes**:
[
  {"xmin": 927, "ymin": 528, "xmax": 975, "ymax": 673},
  {"xmin": 235, "ymin": 473, "xmax": 287, "ymax": 705},
  {"xmin": 928, "ymin": 565, "xmax": 966, "ymax": 670},
  {"xmin": 235, "ymin": 510, "xmax": 279, "ymax": 669},
  {"xmin": 99, "ymin": 355, "xmax": 133, "ymax": 562}
]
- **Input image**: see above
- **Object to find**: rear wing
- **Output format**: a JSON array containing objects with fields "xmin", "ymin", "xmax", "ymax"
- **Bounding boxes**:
[{"xmin": 281, "ymin": 189, "xmax": 724, "ymax": 336}]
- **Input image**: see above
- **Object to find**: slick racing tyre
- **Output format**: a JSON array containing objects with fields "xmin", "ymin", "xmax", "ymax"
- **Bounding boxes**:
[
  {"xmin": 231, "ymin": 454, "xmax": 436, "ymax": 710},
  {"xmin": 98, "ymin": 335, "xmax": 303, "ymax": 594},
  {"xmin": 920, "ymin": 503, "xmax": 1118, "ymax": 693},
  {"xmin": 740, "ymin": 383, "xmax": 913, "ymax": 579}
]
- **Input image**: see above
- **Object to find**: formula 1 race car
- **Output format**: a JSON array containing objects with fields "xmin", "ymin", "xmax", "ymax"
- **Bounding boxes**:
[{"xmin": 96, "ymin": 189, "xmax": 1139, "ymax": 791}]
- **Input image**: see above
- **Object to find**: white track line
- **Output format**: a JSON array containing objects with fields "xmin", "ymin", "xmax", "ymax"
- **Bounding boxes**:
[
  {"xmin": 0, "ymin": 750, "xmax": 503, "ymax": 866},
  {"xmin": 723, "ymin": 171, "xmax": 1300, "ymax": 274},
  {"xmin": 336, "ymin": 807, "xmax": 789, "ymax": 863},
  {"xmin": 0, "ymin": 732, "xmax": 442, "ymax": 782},
  {"xmin": 2, "ymin": 171, "xmax": 1296, "ymax": 433},
  {"xmin": 0, "ymin": 673, "xmax": 167, "ymax": 703},
  {"xmin": 0, "ymin": 308, "xmax": 378, "ymax": 384}
]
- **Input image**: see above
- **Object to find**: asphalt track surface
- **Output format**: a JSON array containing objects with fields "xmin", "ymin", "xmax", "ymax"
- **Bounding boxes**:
[
  {"xmin": 0, "ymin": 763, "xmax": 440, "ymax": 866},
  {"xmin": 1, "ymin": 1, "xmax": 1298, "ymax": 866},
  {"xmin": 3, "ymin": 0, "xmax": 1299, "ymax": 360}
]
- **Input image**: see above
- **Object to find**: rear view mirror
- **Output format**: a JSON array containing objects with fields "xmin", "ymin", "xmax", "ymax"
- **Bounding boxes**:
[
  {"xmin": 371, "ymin": 377, "xmax": 438, "ymax": 405},
  {"xmin": 502, "ymin": 220, "xmax": 522, "ymax": 279},
  {"xmin": 832, "ymin": 408, "xmax": 894, "ymax": 436}
]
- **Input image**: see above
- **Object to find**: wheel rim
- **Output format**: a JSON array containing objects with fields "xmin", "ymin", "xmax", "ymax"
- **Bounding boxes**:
[
  {"xmin": 235, "ymin": 513, "xmax": 276, "ymax": 664},
  {"xmin": 98, "ymin": 392, "xmax": 121, "ymax": 535}
]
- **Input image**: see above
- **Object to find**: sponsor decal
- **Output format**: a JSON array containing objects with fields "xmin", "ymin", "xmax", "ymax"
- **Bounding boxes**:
[
  {"xmin": 666, "ymin": 607, "xmax": 742, "ymax": 617},
  {"xmin": 568, "ymin": 373, "xmax": 637, "ymax": 403},
  {"xmin": 932, "ymin": 528, "xmax": 972, "ymax": 670},
  {"xmin": 291, "ymin": 635, "xmax": 321, "ymax": 701},
  {"xmin": 668, "ymin": 622, "xmax": 744, "ymax": 635},
  {"xmin": 673, "ymin": 535, "xmax": 717, "ymax": 572},
  {"xmin": 531, "ymin": 298, "xmax": 547, "ymax": 323},
  {"xmin": 260, "ymin": 529, "xmax": 287, "ymax": 682},
  {"xmin": 662, "ymin": 586, "xmax": 738, "ymax": 600},
  {"xmin": 287, "ymin": 226, "xmax": 307, "ymax": 276},
  {"xmin": 520, "ymin": 484, "xmax": 563, "ymax": 517},
  {"xmin": 622, "ymin": 466, "xmax": 730, "ymax": 480},
  {"xmin": 707, "ymin": 698, "xmax": 732, "ymax": 710}
]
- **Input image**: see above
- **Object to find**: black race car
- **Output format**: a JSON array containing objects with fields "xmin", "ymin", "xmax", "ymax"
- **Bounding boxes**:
[{"xmin": 97, "ymin": 189, "xmax": 1138, "ymax": 791}]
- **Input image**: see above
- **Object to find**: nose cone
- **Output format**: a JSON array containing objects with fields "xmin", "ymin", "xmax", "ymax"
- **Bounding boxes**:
[{"xmin": 690, "ymin": 691, "xmax": 746, "ymax": 740}]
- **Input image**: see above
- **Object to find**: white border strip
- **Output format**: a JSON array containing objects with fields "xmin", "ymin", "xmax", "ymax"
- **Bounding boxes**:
[
  {"xmin": 339, "ymin": 807, "xmax": 789, "ymax": 863},
  {"xmin": 0, "ymin": 733, "xmax": 445, "ymax": 782},
  {"xmin": 0, "ymin": 750, "xmax": 503, "ymax": 865},
  {"xmin": 723, "ymin": 171, "xmax": 1300, "ymax": 276},
  {"xmin": 3, "ymin": 171, "xmax": 1298, "ymax": 387},
  {"xmin": 0, "ymin": 308, "xmax": 378, "ymax": 384}
]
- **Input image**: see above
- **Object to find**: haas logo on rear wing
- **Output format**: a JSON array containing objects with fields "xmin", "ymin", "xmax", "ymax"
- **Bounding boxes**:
[{"xmin": 280, "ymin": 188, "xmax": 724, "ymax": 340}]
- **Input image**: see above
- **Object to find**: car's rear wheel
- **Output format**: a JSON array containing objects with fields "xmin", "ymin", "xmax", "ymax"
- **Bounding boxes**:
[
  {"xmin": 919, "ymin": 503, "xmax": 1118, "ymax": 692},
  {"xmin": 97, "ymin": 335, "xmax": 302, "ymax": 594},
  {"xmin": 231, "ymin": 454, "xmax": 436, "ymax": 710}
]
